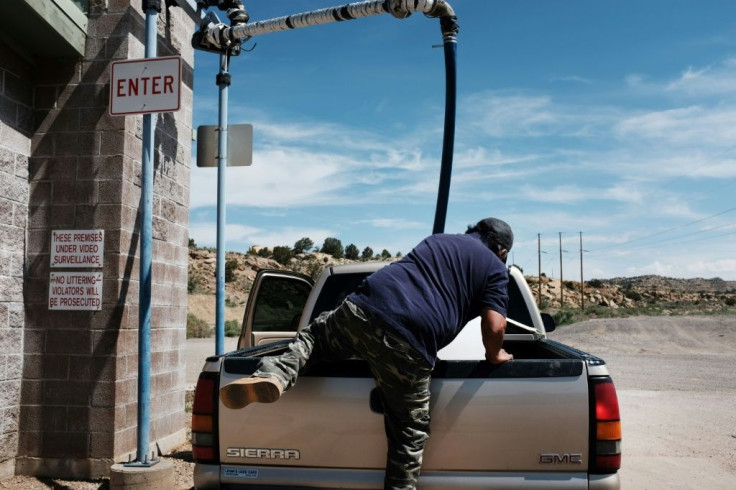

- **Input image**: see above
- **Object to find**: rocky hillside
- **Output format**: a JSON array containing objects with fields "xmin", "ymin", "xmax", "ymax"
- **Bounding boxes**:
[
  {"xmin": 187, "ymin": 247, "xmax": 736, "ymax": 326},
  {"xmin": 529, "ymin": 274, "xmax": 736, "ymax": 313}
]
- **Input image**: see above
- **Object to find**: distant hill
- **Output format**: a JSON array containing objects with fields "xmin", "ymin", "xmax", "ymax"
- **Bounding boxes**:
[
  {"xmin": 186, "ymin": 247, "xmax": 736, "ymax": 328},
  {"xmin": 606, "ymin": 275, "xmax": 736, "ymax": 293}
]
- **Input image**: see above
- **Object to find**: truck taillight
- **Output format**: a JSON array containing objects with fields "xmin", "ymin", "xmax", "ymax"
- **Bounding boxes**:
[
  {"xmin": 589, "ymin": 376, "xmax": 622, "ymax": 473},
  {"xmin": 192, "ymin": 372, "xmax": 219, "ymax": 463}
]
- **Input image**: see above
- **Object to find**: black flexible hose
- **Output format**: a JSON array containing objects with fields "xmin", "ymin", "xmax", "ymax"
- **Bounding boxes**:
[{"xmin": 432, "ymin": 37, "xmax": 457, "ymax": 234}]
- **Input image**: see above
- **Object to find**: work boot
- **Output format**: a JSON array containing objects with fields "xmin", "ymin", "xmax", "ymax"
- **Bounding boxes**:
[{"xmin": 220, "ymin": 376, "xmax": 283, "ymax": 409}]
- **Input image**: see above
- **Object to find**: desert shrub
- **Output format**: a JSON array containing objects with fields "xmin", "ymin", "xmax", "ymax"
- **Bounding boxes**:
[
  {"xmin": 272, "ymin": 246, "xmax": 293, "ymax": 265},
  {"xmin": 225, "ymin": 319, "xmax": 241, "ymax": 337},
  {"xmin": 225, "ymin": 258, "xmax": 238, "ymax": 282},
  {"xmin": 187, "ymin": 271, "xmax": 200, "ymax": 293},
  {"xmin": 307, "ymin": 261, "xmax": 325, "ymax": 280},
  {"xmin": 587, "ymin": 279, "xmax": 604, "ymax": 288},
  {"xmin": 725, "ymin": 297, "xmax": 736, "ymax": 307},
  {"xmin": 187, "ymin": 314, "xmax": 212, "ymax": 338}
]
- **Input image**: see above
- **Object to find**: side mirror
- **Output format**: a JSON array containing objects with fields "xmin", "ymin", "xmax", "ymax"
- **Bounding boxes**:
[{"xmin": 541, "ymin": 313, "xmax": 556, "ymax": 333}]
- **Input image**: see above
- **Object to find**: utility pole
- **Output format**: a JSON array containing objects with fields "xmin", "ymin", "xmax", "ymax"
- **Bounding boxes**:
[
  {"xmin": 537, "ymin": 233, "xmax": 542, "ymax": 307},
  {"xmin": 559, "ymin": 232, "xmax": 564, "ymax": 306},
  {"xmin": 580, "ymin": 231, "xmax": 584, "ymax": 311}
]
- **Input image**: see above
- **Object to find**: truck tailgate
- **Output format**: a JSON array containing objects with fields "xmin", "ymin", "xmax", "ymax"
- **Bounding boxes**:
[{"xmin": 217, "ymin": 356, "xmax": 590, "ymax": 484}]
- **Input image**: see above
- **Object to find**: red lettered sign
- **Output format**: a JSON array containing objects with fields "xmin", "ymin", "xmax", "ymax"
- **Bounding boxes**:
[{"xmin": 110, "ymin": 56, "xmax": 181, "ymax": 115}]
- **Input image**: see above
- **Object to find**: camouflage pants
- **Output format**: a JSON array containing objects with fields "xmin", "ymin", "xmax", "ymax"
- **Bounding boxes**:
[{"xmin": 255, "ymin": 299, "xmax": 433, "ymax": 490}]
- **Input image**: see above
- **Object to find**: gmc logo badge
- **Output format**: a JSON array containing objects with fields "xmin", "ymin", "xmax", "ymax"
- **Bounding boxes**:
[{"xmin": 539, "ymin": 453, "xmax": 583, "ymax": 464}]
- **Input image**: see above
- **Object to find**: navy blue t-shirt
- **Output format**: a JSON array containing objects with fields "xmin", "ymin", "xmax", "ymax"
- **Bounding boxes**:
[{"xmin": 347, "ymin": 233, "xmax": 509, "ymax": 365}]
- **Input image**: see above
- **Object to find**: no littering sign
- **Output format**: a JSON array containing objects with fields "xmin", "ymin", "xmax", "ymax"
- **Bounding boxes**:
[{"xmin": 49, "ymin": 272, "xmax": 104, "ymax": 311}]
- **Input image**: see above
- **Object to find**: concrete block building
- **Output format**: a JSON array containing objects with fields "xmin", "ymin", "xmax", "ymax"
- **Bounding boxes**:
[{"xmin": 0, "ymin": 0, "xmax": 195, "ymax": 479}]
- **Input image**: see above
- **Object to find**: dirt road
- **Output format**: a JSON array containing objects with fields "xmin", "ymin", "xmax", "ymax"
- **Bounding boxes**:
[{"xmin": 550, "ymin": 315, "xmax": 736, "ymax": 489}]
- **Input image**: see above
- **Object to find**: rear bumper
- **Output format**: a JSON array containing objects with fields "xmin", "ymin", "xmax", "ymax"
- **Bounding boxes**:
[
  {"xmin": 195, "ymin": 464, "xmax": 620, "ymax": 489},
  {"xmin": 194, "ymin": 463, "xmax": 220, "ymax": 489},
  {"xmin": 590, "ymin": 472, "xmax": 620, "ymax": 490}
]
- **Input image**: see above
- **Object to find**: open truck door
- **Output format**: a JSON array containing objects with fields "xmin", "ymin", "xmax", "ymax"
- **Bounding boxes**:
[{"xmin": 238, "ymin": 269, "xmax": 313, "ymax": 349}]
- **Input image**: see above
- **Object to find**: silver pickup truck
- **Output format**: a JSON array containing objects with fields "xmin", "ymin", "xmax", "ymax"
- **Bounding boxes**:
[{"xmin": 191, "ymin": 262, "xmax": 622, "ymax": 489}]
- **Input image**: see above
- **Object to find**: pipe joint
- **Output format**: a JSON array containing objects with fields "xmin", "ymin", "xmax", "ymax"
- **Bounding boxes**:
[
  {"xmin": 142, "ymin": 0, "xmax": 163, "ymax": 13},
  {"xmin": 439, "ymin": 14, "xmax": 459, "ymax": 42},
  {"xmin": 216, "ymin": 72, "xmax": 232, "ymax": 87},
  {"xmin": 225, "ymin": 0, "xmax": 249, "ymax": 27},
  {"xmin": 387, "ymin": 0, "xmax": 413, "ymax": 19}
]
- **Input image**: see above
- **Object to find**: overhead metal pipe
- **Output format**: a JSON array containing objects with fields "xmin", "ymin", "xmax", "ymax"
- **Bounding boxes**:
[{"xmin": 195, "ymin": 0, "xmax": 456, "ymax": 52}]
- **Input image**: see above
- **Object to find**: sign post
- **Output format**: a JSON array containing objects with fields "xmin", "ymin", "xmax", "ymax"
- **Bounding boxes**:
[{"xmin": 108, "ymin": 4, "xmax": 182, "ymax": 468}]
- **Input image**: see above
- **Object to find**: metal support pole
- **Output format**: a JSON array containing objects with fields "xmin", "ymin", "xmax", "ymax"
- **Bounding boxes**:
[
  {"xmin": 132, "ymin": 0, "xmax": 159, "ymax": 467},
  {"xmin": 215, "ymin": 54, "xmax": 230, "ymax": 356}
]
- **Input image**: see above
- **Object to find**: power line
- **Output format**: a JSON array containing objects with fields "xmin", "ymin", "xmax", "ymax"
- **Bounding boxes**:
[
  {"xmin": 658, "ymin": 142, "xmax": 736, "ymax": 191},
  {"xmin": 590, "ymin": 205, "xmax": 736, "ymax": 253},
  {"xmin": 620, "ymin": 222, "xmax": 736, "ymax": 250}
]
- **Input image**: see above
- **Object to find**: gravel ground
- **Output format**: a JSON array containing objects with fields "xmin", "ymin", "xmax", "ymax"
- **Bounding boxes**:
[{"xmin": 4, "ymin": 316, "xmax": 735, "ymax": 489}]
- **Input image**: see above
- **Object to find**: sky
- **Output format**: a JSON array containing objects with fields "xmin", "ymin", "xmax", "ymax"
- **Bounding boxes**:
[{"xmin": 189, "ymin": 0, "xmax": 736, "ymax": 281}]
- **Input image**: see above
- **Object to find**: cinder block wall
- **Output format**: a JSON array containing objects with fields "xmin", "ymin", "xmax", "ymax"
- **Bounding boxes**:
[
  {"xmin": 15, "ymin": 1, "xmax": 194, "ymax": 479},
  {"xmin": 0, "ymin": 40, "xmax": 32, "ymax": 479}
]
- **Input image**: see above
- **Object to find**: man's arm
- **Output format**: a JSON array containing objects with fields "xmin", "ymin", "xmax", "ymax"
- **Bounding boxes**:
[{"xmin": 480, "ymin": 308, "xmax": 514, "ymax": 364}]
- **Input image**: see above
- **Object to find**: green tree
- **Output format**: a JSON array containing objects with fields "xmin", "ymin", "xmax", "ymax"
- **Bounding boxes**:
[
  {"xmin": 361, "ymin": 246, "xmax": 374, "ymax": 260},
  {"xmin": 188, "ymin": 238, "xmax": 197, "ymax": 248},
  {"xmin": 293, "ymin": 237, "xmax": 314, "ymax": 254},
  {"xmin": 381, "ymin": 249, "xmax": 391, "ymax": 259},
  {"xmin": 272, "ymin": 245, "xmax": 294, "ymax": 265},
  {"xmin": 321, "ymin": 237, "xmax": 344, "ymax": 258},
  {"xmin": 344, "ymin": 243, "xmax": 360, "ymax": 260}
]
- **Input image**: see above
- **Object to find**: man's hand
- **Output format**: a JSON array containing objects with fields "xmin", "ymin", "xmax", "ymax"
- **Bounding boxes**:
[
  {"xmin": 480, "ymin": 309, "xmax": 513, "ymax": 365},
  {"xmin": 486, "ymin": 348, "xmax": 514, "ymax": 364}
]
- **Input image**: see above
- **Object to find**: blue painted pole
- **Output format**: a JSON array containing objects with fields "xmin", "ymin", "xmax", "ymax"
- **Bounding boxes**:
[
  {"xmin": 215, "ymin": 54, "xmax": 230, "ymax": 356},
  {"xmin": 136, "ymin": 3, "xmax": 158, "ymax": 465}
]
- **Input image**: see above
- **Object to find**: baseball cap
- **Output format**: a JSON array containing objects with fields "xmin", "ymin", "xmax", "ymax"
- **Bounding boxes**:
[{"xmin": 479, "ymin": 217, "xmax": 514, "ymax": 252}]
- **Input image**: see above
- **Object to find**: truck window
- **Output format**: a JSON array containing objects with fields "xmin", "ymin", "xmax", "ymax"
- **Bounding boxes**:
[
  {"xmin": 506, "ymin": 277, "xmax": 534, "ymax": 333},
  {"xmin": 309, "ymin": 272, "xmax": 371, "ymax": 323},
  {"xmin": 252, "ymin": 277, "xmax": 312, "ymax": 332}
]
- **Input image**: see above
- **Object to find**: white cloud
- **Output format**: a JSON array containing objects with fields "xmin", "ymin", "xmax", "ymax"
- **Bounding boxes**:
[
  {"xmin": 361, "ymin": 218, "xmax": 425, "ymax": 230},
  {"xmin": 550, "ymin": 75, "xmax": 593, "ymax": 84},
  {"xmin": 188, "ymin": 221, "xmax": 334, "ymax": 250},
  {"xmin": 665, "ymin": 58, "xmax": 736, "ymax": 96},
  {"xmin": 614, "ymin": 105, "xmax": 736, "ymax": 147}
]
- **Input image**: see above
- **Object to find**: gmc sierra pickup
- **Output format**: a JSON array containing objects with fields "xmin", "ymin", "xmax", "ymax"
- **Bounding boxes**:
[{"xmin": 191, "ymin": 262, "xmax": 622, "ymax": 489}]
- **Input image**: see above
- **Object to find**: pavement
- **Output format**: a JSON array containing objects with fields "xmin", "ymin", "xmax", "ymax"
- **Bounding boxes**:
[{"xmin": 185, "ymin": 337, "xmax": 238, "ymax": 388}]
